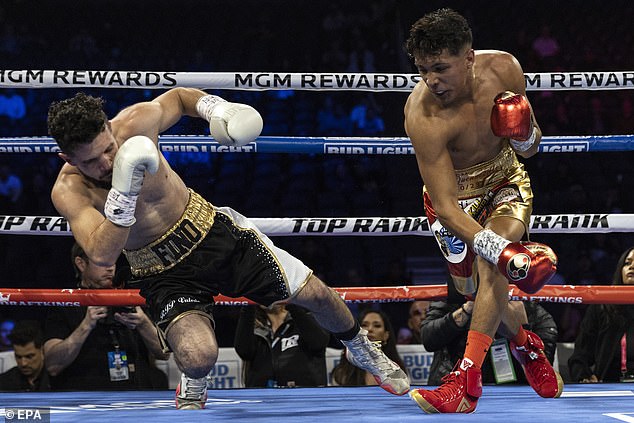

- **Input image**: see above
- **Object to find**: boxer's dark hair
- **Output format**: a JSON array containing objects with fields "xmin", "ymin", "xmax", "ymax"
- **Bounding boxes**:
[
  {"xmin": 47, "ymin": 92, "xmax": 108, "ymax": 155},
  {"xmin": 405, "ymin": 8, "xmax": 473, "ymax": 58}
]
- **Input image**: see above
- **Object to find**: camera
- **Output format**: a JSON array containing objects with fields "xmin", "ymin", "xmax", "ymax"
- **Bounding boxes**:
[{"xmin": 100, "ymin": 306, "xmax": 137, "ymax": 327}]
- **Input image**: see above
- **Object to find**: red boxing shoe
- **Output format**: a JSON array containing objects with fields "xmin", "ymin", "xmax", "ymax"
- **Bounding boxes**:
[
  {"xmin": 511, "ymin": 330, "xmax": 564, "ymax": 398},
  {"xmin": 409, "ymin": 358, "xmax": 482, "ymax": 413}
]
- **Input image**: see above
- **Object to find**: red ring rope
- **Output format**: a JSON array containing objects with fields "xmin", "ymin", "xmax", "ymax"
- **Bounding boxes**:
[{"xmin": 0, "ymin": 284, "xmax": 632, "ymax": 306}]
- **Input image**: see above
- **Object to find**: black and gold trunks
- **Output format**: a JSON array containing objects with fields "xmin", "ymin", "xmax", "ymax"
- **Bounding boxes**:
[{"xmin": 124, "ymin": 189, "xmax": 215, "ymax": 277}]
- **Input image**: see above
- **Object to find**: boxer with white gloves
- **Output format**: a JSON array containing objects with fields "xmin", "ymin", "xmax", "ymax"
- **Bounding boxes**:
[
  {"xmin": 195, "ymin": 95, "xmax": 263, "ymax": 146},
  {"xmin": 104, "ymin": 135, "xmax": 159, "ymax": 227},
  {"xmin": 49, "ymin": 87, "xmax": 407, "ymax": 411}
]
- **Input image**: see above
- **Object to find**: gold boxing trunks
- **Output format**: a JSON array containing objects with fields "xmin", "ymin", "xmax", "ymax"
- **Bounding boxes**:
[
  {"xmin": 454, "ymin": 143, "xmax": 532, "ymax": 229},
  {"xmin": 124, "ymin": 189, "xmax": 215, "ymax": 277},
  {"xmin": 424, "ymin": 143, "xmax": 533, "ymax": 296}
]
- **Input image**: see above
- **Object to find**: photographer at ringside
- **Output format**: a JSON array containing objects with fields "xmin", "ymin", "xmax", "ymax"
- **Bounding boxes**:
[{"xmin": 43, "ymin": 242, "xmax": 169, "ymax": 390}]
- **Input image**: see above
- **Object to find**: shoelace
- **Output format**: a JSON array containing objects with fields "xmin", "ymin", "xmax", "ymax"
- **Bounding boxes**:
[
  {"xmin": 349, "ymin": 338, "xmax": 398, "ymax": 375},
  {"xmin": 181, "ymin": 378, "xmax": 207, "ymax": 400},
  {"xmin": 434, "ymin": 371, "xmax": 461, "ymax": 398}
]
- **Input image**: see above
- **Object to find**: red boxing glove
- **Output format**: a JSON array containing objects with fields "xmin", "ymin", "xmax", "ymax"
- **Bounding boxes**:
[
  {"xmin": 491, "ymin": 91, "xmax": 533, "ymax": 141},
  {"xmin": 473, "ymin": 229, "xmax": 557, "ymax": 294},
  {"xmin": 497, "ymin": 241, "xmax": 557, "ymax": 294}
]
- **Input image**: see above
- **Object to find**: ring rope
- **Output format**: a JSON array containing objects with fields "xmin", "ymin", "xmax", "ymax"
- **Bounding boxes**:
[
  {"xmin": 3, "ymin": 71, "xmax": 632, "ymax": 311},
  {"xmin": 1, "ymin": 214, "xmax": 632, "ymax": 236},
  {"xmin": 1, "ymin": 70, "xmax": 633, "ymax": 91},
  {"xmin": 0, "ymin": 285, "xmax": 632, "ymax": 306},
  {"xmin": 1, "ymin": 135, "xmax": 633, "ymax": 154}
]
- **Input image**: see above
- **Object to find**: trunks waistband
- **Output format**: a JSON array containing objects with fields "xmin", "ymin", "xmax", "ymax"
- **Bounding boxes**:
[
  {"xmin": 454, "ymin": 144, "xmax": 519, "ymax": 199},
  {"xmin": 123, "ymin": 189, "xmax": 215, "ymax": 277}
]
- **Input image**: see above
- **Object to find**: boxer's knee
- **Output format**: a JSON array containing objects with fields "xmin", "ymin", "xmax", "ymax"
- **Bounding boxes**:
[
  {"xmin": 179, "ymin": 347, "xmax": 217, "ymax": 378},
  {"xmin": 167, "ymin": 313, "xmax": 218, "ymax": 378}
]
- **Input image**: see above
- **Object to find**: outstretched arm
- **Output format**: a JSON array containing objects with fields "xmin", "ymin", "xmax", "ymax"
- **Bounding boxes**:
[
  {"xmin": 114, "ymin": 87, "xmax": 262, "ymax": 146},
  {"xmin": 111, "ymin": 87, "xmax": 207, "ymax": 140}
]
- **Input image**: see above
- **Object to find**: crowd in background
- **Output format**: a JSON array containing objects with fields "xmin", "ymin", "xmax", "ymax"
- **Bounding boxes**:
[{"xmin": 0, "ymin": 0, "xmax": 633, "ymax": 346}]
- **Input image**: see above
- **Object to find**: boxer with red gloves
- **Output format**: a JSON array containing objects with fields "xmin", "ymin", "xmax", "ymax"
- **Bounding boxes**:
[{"xmin": 404, "ymin": 9, "xmax": 562, "ymax": 413}]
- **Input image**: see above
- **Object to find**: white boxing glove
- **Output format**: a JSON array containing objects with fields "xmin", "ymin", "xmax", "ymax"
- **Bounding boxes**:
[
  {"xmin": 104, "ymin": 135, "xmax": 159, "ymax": 227},
  {"xmin": 196, "ymin": 95, "xmax": 263, "ymax": 146}
]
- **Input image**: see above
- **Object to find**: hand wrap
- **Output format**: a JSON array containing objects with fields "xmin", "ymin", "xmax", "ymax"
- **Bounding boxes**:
[
  {"xmin": 104, "ymin": 135, "xmax": 159, "ymax": 227},
  {"xmin": 473, "ymin": 229, "xmax": 557, "ymax": 294},
  {"xmin": 104, "ymin": 189, "xmax": 138, "ymax": 227}
]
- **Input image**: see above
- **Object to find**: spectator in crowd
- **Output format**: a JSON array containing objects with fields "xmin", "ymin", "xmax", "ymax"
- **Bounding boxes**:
[
  {"xmin": 42, "ymin": 242, "xmax": 169, "ymax": 390},
  {"xmin": 554, "ymin": 249, "xmax": 596, "ymax": 342},
  {"xmin": 531, "ymin": 25, "xmax": 560, "ymax": 69},
  {"xmin": 347, "ymin": 35, "xmax": 376, "ymax": 73},
  {"xmin": 397, "ymin": 301, "xmax": 430, "ymax": 345},
  {"xmin": 568, "ymin": 246, "xmax": 634, "ymax": 383},
  {"xmin": 332, "ymin": 309, "xmax": 406, "ymax": 386},
  {"xmin": 234, "ymin": 304, "xmax": 329, "ymax": 387},
  {"xmin": 0, "ymin": 163, "xmax": 23, "ymax": 213},
  {"xmin": 0, "ymin": 90, "xmax": 27, "ymax": 121},
  {"xmin": 349, "ymin": 94, "xmax": 385, "ymax": 136},
  {"xmin": 612, "ymin": 94, "xmax": 634, "ymax": 134},
  {"xmin": 0, "ymin": 320, "xmax": 50, "ymax": 391},
  {"xmin": 358, "ymin": 106, "xmax": 385, "ymax": 136},
  {"xmin": 316, "ymin": 95, "xmax": 353, "ymax": 136},
  {"xmin": 0, "ymin": 318, "xmax": 15, "ymax": 352},
  {"xmin": 421, "ymin": 299, "xmax": 558, "ymax": 386}
]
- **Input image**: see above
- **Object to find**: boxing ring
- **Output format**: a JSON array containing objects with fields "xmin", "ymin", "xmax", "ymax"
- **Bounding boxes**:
[{"xmin": 1, "ymin": 69, "xmax": 634, "ymax": 421}]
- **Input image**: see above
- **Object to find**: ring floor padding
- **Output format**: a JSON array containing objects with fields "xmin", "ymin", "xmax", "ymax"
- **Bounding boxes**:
[{"xmin": 1, "ymin": 383, "xmax": 633, "ymax": 422}]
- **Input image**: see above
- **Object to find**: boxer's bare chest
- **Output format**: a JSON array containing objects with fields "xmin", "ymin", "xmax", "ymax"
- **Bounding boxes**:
[{"xmin": 443, "ymin": 91, "xmax": 505, "ymax": 170}]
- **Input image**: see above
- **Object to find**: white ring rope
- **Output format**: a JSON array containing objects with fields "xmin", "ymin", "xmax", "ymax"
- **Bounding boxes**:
[
  {"xmin": 1, "ymin": 214, "xmax": 632, "ymax": 237},
  {"xmin": 1, "ymin": 70, "xmax": 633, "ymax": 91}
]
